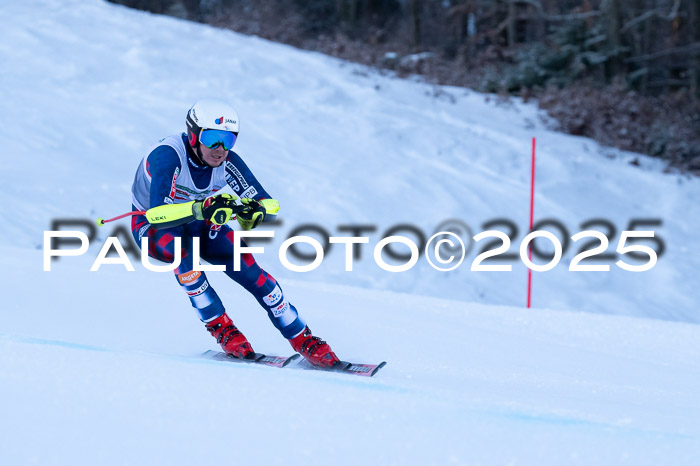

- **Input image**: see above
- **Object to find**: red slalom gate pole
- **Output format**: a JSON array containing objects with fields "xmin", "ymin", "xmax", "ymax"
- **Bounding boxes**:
[{"xmin": 527, "ymin": 137, "xmax": 536, "ymax": 308}]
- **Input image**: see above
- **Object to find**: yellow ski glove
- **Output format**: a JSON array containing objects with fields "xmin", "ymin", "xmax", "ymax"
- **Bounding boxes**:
[
  {"xmin": 194, "ymin": 193, "xmax": 238, "ymax": 225},
  {"xmin": 237, "ymin": 198, "xmax": 280, "ymax": 230}
]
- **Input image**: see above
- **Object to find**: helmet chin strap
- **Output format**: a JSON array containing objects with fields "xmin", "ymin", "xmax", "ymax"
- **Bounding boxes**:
[
  {"xmin": 187, "ymin": 141, "xmax": 206, "ymax": 166},
  {"xmin": 195, "ymin": 144, "xmax": 206, "ymax": 165}
]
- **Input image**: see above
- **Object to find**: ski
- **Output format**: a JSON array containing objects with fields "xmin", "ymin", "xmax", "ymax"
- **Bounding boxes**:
[
  {"xmin": 202, "ymin": 350, "xmax": 301, "ymax": 368},
  {"xmin": 297, "ymin": 359, "xmax": 387, "ymax": 377},
  {"xmin": 203, "ymin": 350, "xmax": 387, "ymax": 376},
  {"xmin": 331, "ymin": 360, "xmax": 387, "ymax": 377}
]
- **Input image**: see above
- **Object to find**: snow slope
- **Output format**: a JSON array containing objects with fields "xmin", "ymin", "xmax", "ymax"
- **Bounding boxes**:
[
  {"xmin": 2, "ymin": 251, "xmax": 700, "ymax": 465},
  {"xmin": 1, "ymin": 1, "xmax": 700, "ymax": 464}
]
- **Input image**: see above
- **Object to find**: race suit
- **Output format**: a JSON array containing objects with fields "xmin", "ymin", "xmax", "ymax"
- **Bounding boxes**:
[{"xmin": 130, "ymin": 133, "xmax": 305, "ymax": 338}]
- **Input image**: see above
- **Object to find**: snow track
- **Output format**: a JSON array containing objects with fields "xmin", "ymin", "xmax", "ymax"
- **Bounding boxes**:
[{"xmin": 2, "ymin": 281, "xmax": 699, "ymax": 465}]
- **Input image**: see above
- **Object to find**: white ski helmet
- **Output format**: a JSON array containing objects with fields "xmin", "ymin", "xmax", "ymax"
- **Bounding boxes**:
[{"xmin": 186, "ymin": 99, "xmax": 240, "ymax": 148}]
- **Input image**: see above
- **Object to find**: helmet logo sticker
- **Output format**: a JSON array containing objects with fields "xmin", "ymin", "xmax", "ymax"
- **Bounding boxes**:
[{"xmin": 215, "ymin": 116, "xmax": 224, "ymax": 124}]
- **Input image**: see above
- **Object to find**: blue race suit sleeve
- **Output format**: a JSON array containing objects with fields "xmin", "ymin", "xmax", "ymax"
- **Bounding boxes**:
[
  {"xmin": 147, "ymin": 145, "xmax": 182, "ymax": 208},
  {"xmin": 225, "ymin": 151, "xmax": 276, "ymax": 221}
]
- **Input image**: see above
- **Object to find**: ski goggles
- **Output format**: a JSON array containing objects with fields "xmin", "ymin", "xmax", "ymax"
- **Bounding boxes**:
[{"xmin": 199, "ymin": 129, "xmax": 237, "ymax": 150}]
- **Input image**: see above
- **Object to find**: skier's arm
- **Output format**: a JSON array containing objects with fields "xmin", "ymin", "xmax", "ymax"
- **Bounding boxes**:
[
  {"xmin": 147, "ymin": 146, "xmax": 182, "ymax": 208},
  {"xmin": 146, "ymin": 195, "xmax": 277, "ymax": 230},
  {"xmin": 224, "ymin": 151, "xmax": 280, "ymax": 229},
  {"xmin": 147, "ymin": 194, "xmax": 239, "ymax": 229}
]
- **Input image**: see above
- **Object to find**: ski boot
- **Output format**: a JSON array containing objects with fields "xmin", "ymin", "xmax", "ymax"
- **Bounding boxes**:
[
  {"xmin": 205, "ymin": 313, "xmax": 254, "ymax": 358},
  {"xmin": 289, "ymin": 326, "xmax": 340, "ymax": 368}
]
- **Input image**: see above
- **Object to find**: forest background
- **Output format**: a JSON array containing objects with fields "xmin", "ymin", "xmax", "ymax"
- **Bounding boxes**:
[{"xmin": 109, "ymin": 0, "xmax": 700, "ymax": 174}]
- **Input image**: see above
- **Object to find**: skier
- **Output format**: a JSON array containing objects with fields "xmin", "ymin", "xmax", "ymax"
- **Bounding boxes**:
[{"xmin": 130, "ymin": 98, "xmax": 340, "ymax": 367}]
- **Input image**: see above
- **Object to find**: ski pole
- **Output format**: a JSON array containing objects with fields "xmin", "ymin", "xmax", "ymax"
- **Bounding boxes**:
[
  {"xmin": 96, "ymin": 204, "xmax": 250, "ymax": 226},
  {"xmin": 96, "ymin": 211, "xmax": 146, "ymax": 226}
]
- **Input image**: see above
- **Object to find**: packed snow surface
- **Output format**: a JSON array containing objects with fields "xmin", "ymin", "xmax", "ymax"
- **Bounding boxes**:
[{"xmin": 1, "ymin": 0, "xmax": 699, "ymax": 465}]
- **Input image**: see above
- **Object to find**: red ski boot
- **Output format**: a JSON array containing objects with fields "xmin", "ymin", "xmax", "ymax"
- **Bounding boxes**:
[
  {"xmin": 289, "ymin": 326, "xmax": 340, "ymax": 368},
  {"xmin": 205, "ymin": 313, "xmax": 254, "ymax": 358}
]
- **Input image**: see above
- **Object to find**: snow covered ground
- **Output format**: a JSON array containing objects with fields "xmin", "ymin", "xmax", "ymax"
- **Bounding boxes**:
[
  {"xmin": 2, "ymin": 264, "xmax": 700, "ymax": 465},
  {"xmin": 1, "ymin": 0, "xmax": 700, "ymax": 464}
]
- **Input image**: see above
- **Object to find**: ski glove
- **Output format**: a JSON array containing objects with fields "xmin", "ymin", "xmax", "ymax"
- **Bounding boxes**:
[
  {"xmin": 146, "ymin": 195, "xmax": 278, "ymax": 230},
  {"xmin": 237, "ymin": 198, "xmax": 266, "ymax": 230},
  {"xmin": 194, "ymin": 193, "xmax": 237, "ymax": 225}
]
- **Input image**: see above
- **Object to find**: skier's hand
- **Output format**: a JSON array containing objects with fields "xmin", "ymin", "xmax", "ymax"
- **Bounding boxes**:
[
  {"xmin": 194, "ymin": 193, "xmax": 237, "ymax": 225},
  {"xmin": 237, "ymin": 198, "xmax": 265, "ymax": 230}
]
